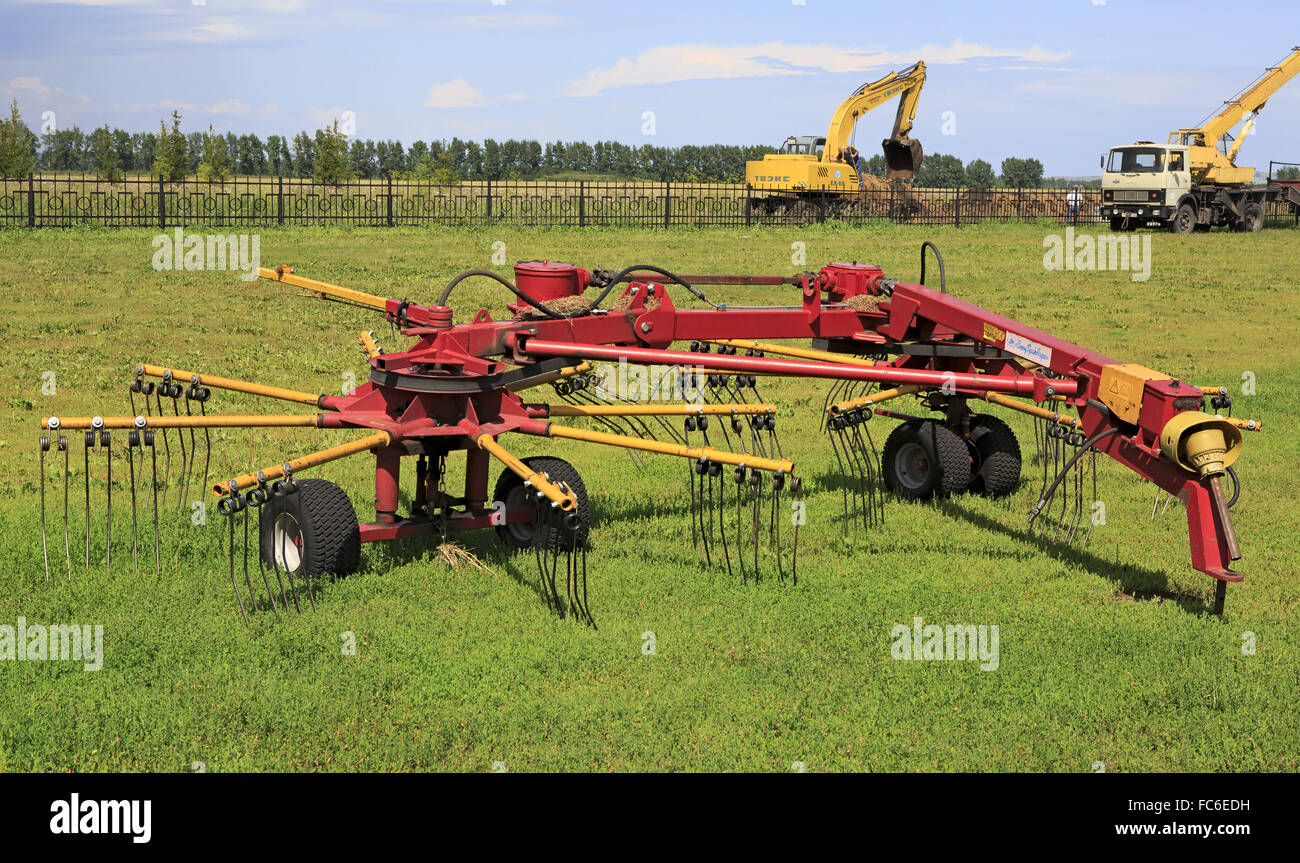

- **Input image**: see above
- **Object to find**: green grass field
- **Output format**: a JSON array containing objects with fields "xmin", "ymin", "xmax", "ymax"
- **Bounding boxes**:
[{"xmin": 0, "ymin": 222, "xmax": 1297, "ymax": 772}]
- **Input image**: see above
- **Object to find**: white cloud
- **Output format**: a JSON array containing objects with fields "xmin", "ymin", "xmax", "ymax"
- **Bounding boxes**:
[
  {"xmin": 165, "ymin": 19, "xmax": 258, "ymax": 44},
  {"xmin": 423, "ymin": 78, "xmax": 485, "ymax": 109},
  {"xmin": 9, "ymin": 76, "xmax": 52, "ymax": 96},
  {"xmin": 563, "ymin": 38, "xmax": 1071, "ymax": 97},
  {"xmin": 208, "ymin": 98, "xmax": 253, "ymax": 115},
  {"xmin": 307, "ymin": 105, "xmax": 351, "ymax": 124}
]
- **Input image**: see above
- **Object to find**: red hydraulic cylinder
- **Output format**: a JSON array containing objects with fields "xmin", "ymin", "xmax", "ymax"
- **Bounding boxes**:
[{"xmin": 521, "ymin": 339, "xmax": 1076, "ymax": 397}]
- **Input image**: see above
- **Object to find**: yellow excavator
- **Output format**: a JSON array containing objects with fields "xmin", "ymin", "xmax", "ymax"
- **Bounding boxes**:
[
  {"xmin": 745, "ymin": 61, "xmax": 926, "ymax": 210},
  {"xmin": 1101, "ymin": 46, "xmax": 1300, "ymax": 232}
]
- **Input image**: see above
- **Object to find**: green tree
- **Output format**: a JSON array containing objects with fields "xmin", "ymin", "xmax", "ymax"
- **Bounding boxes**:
[
  {"xmin": 403, "ymin": 150, "xmax": 460, "ymax": 185},
  {"xmin": 964, "ymin": 158, "xmax": 995, "ymax": 188},
  {"xmin": 90, "ymin": 124, "xmax": 122, "ymax": 183},
  {"xmin": 1000, "ymin": 157, "xmax": 1044, "ymax": 188},
  {"xmin": 916, "ymin": 152, "xmax": 964, "ymax": 188},
  {"xmin": 1278, "ymin": 166, "xmax": 1300, "ymax": 180},
  {"xmin": 197, "ymin": 125, "xmax": 232, "ymax": 182},
  {"xmin": 0, "ymin": 99, "xmax": 38, "ymax": 177},
  {"xmin": 152, "ymin": 111, "xmax": 188, "ymax": 183},
  {"xmin": 312, "ymin": 120, "xmax": 353, "ymax": 185}
]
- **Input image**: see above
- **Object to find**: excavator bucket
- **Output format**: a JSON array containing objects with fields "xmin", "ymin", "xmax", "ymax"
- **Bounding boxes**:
[{"xmin": 883, "ymin": 135, "xmax": 923, "ymax": 181}]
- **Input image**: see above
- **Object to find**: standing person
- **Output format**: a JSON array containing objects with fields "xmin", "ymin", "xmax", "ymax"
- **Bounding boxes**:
[{"xmin": 1066, "ymin": 185, "xmax": 1082, "ymax": 225}]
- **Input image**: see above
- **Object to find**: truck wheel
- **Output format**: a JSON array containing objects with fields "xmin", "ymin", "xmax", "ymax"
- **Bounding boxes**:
[
  {"xmin": 259, "ymin": 478, "xmax": 361, "ymax": 577},
  {"xmin": 967, "ymin": 415, "xmax": 1022, "ymax": 497},
  {"xmin": 1240, "ymin": 202, "xmax": 1264, "ymax": 233},
  {"xmin": 1171, "ymin": 204, "xmax": 1197, "ymax": 234},
  {"xmin": 493, "ymin": 456, "xmax": 590, "ymax": 550},
  {"xmin": 882, "ymin": 421, "xmax": 971, "ymax": 500}
]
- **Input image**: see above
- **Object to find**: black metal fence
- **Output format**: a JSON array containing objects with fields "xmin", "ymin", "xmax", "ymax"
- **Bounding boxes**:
[{"xmin": 2, "ymin": 174, "xmax": 1297, "ymax": 228}]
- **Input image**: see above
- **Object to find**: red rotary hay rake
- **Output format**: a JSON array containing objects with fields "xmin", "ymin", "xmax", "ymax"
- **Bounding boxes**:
[{"xmin": 38, "ymin": 249, "xmax": 1261, "ymax": 623}]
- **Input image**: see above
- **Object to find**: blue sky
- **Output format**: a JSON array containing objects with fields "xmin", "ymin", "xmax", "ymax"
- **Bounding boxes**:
[{"xmin": 2, "ymin": 0, "xmax": 1298, "ymax": 175}]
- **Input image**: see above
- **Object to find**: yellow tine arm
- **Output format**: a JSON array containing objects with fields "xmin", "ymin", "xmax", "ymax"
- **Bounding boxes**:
[
  {"xmin": 474, "ymin": 434, "xmax": 577, "ymax": 511},
  {"xmin": 46, "ymin": 414, "xmax": 320, "ymax": 430},
  {"xmin": 830, "ymin": 385, "xmax": 923, "ymax": 414},
  {"xmin": 540, "ymin": 422, "xmax": 793, "ymax": 474},
  {"xmin": 138, "ymin": 363, "xmax": 326, "ymax": 407},
  {"xmin": 212, "ymin": 430, "xmax": 392, "ymax": 496},
  {"xmin": 706, "ymin": 338, "xmax": 874, "ymax": 366},
  {"xmin": 545, "ymin": 403, "xmax": 775, "ymax": 418},
  {"xmin": 1213, "ymin": 415, "xmax": 1263, "ymax": 432},
  {"xmin": 977, "ymin": 391, "xmax": 1081, "ymax": 429},
  {"xmin": 258, "ymin": 266, "xmax": 391, "ymax": 313}
]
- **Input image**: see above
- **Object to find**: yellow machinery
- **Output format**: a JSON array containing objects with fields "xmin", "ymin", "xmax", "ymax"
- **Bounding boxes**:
[
  {"xmin": 1169, "ymin": 46, "xmax": 1300, "ymax": 185},
  {"xmin": 745, "ymin": 61, "xmax": 926, "ymax": 198}
]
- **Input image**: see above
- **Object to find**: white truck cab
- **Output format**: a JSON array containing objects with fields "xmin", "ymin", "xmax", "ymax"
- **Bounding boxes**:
[{"xmin": 1100, "ymin": 143, "xmax": 1191, "ymax": 229}]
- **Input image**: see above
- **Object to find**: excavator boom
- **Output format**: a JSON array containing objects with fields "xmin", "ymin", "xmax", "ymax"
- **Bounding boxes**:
[
  {"xmin": 825, "ymin": 61, "xmax": 928, "ymax": 180},
  {"xmin": 744, "ymin": 59, "xmax": 927, "ymax": 195}
]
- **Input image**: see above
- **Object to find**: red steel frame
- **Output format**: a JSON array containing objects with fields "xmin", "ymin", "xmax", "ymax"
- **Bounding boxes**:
[{"xmin": 286, "ymin": 259, "xmax": 1243, "ymax": 602}]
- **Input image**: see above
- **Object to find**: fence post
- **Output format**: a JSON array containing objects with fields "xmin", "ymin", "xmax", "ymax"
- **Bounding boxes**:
[
  {"xmin": 579, "ymin": 181, "xmax": 585, "ymax": 227},
  {"xmin": 1017, "ymin": 186, "xmax": 1023, "ymax": 221},
  {"xmin": 954, "ymin": 183, "xmax": 961, "ymax": 228},
  {"xmin": 889, "ymin": 185, "xmax": 895, "ymax": 223},
  {"xmin": 386, "ymin": 174, "xmax": 394, "ymax": 227},
  {"xmin": 27, "ymin": 173, "xmax": 35, "ymax": 227},
  {"xmin": 663, "ymin": 181, "xmax": 670, "ymax": 228},
  {"xmin": 745, "ymin": 185, "xmax": 752, "ymax": 227},
  {"xmin": 485, "ymin": 179, "xmax": 492, "ymax": 223},
  {"xmin": 277, "ymin": 175, "xmax": 284, "ymax": 225},
  {"xmin": 158, "ymin": 175, "xmax": 166, "ymax": 229}
]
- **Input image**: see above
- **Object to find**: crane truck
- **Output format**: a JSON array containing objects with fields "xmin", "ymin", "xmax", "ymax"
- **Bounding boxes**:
[
  {"xmin": 745, "ymin": 61, "xmax": 926, "ymax": 213},
  {"xmin": 1100, "ymin": 46, "xmax": 1300, "ymax": 232}
]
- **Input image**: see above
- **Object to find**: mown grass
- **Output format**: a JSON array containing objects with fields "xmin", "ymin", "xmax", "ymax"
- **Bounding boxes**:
[{"xmin": 0, "ymin": 222, "xmax": 1297, "ymax": 772}]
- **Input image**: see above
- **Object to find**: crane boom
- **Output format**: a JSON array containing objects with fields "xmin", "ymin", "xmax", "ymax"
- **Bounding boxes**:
[{"xmin": 1169, "ymin": 46, "xmax": 1300, "ymax": 184}]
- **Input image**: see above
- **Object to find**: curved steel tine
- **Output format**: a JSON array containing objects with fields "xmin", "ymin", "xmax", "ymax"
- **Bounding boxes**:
[
  {"xmin": 58, "ymin": 435, "xmax": 71, "ymax": 580},
  {"xmin": 170, "ymin": 386, "xmax": 188, "ymax": 510},
  {"xmin": 751, "ymin": 473, "xmax": 761, "ymax": 581},
  {"xmin": 290, "ymin": 513, "xmax": 316, "ymax": 611},
  {"xmin": 579, "ymin": 536, "xmax": 595, "ymax": 629},
  {"xmin": 717, "ymin": 466, "xmax": 733, "ymax": 579},
  {"xmin": 104, "ymin": 431, "xmax": 112, "ymax": 567},
  {"xmin": 127, "ymin": 431, "xmax": 139, "ymax": 575},
  {"xmin": 827, "ymin": 422, "xmax": 852, "ymax": 534},
  {"xmin": 154, "ymin": 388, "xmax": 172, "ymax": 494},
  {"xmin": 735, "ymin": 468, "xmax": 748, "ymax": 583},
  {"xmin": 241, "ymin": 508, "xmax": 258, "ymax": 614},
  {"xmin": 227, "ymin": 506, "xmax": 248, "ymax": 625},
  {"xmin": 1081, "ymin": 451, "xmax": 1099, "ymax": 550},
  {"xmin": 39, "ymin": 434, "xmax": 51, "ymax": 583},
  {"xmin": 785, "ymin": 475, "xmax": 795, "ymax": 582},
  {"xmin": 246, "ymin": 486, "xmax": 281, "ymax": 618},
  {"xmin": 532, "ymin": 501, "xmax": 554, "ymax": 611},
  {"xmin": 147, "ymin": 431, "xmax": 160, "ymax": 575},
  {"xmin": 771, "ymin": 475, "xmax": 783, "ymax": 581},
  {"xmin": 84, "ymin": 431, "xmax": 92, "ymax": 567},
  {"xmin": 265, "ymin": 493, "xmax": 294, "ymax": 612}
]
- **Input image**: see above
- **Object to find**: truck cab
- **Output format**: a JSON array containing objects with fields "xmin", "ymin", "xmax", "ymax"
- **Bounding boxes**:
[{"xmin": 1100, "ymin": 142, "xmax": 1191, "ymax": 229}]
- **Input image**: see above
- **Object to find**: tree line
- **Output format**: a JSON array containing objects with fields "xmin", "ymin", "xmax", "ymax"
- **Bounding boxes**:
[{"xmin": 0, "ymin": 100, "xmax": 1083, "ymax": 188}]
